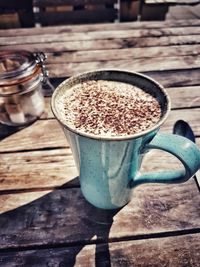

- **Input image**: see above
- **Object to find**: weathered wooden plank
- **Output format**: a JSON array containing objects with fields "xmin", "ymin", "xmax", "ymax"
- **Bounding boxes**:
[
  {"xmin": 0, "ymin": 137, "xmax": 199, "ymax": 191},
  {"xmin": 43, "ymin": 44, "xmax": 200, "ymax": 63},
  {"xmin": 108, "ymin": 234, "xmax": 200, "ymax": 267},
  {"xmin": 46, "ymin": 55, "xmax": 200, "ymax": 77},
  {"xmin": 34, "ymin": 68, "xmax": 200, "ymax": 91},
  {"xmin": 0, "ymin": 190, "xmax": 52, "ymax": 215},
  {"xmin": 0, "ymin": 234, "xmax": 199, "ymax": 266},
  {"xmin": 166, "ymin": 86, "xmax": 200, "ymax": 109},
  {"xmin": 0, "ymin": 108, "xmax": 199, "ymax": 153},
  {"xmin": 42, "ymin": 86, "xmax": 200, "ymax": 119},
  {"xmin": 0, "ymin": 120, "xmax": 66, "ymax": 152},
  {"xmin": 2, "ymin": 34, "xmax": 200, "ymax": 53},
  {"xmin": 0, "ymin": 19, "xmax": 200, "ymax": 37},
  {"xmin": 0, "ymin": 179, "xmax": 199, "ymax": 249},
  {"xmin": 162, "ymin": 108, "xmax": 200, "ymax": 135},
  {"xmin": 0, "ymin": 148, "xmax": 78, "ymax": 191},
  {"xmin": 146, "ymin": 68, "xmax": 200, "ymax": 88},
  {"xmin": 1, "ymin": 27, "xmax": 200, "ymax": 46},
  {"xmin": 43, "ymin": 97, "xmax": 52, "ymax": 118},
  {"xmin": 47, "ymin": 69, "xmax": 200, "ymax": 91}
]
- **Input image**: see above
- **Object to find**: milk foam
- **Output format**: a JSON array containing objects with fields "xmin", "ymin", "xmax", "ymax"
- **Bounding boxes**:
[{"xmin": 57, "ymin": 80, "xmax": 162, "ymax": 137}]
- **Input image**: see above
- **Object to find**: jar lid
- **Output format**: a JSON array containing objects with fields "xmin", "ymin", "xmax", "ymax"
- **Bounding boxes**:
[{"xmin": 0, "ymin": 50, "xmax": 47, "ymax": 94}]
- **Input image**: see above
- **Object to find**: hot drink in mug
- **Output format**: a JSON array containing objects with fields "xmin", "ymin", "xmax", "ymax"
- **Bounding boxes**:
[{"xmin": 51, "ymin": 70, "xmax": 200, "ymax": 209}]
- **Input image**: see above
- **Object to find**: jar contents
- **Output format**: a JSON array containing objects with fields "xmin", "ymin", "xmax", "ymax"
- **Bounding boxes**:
[
  {"xmin": 0, "ymin": 51, "xmax": 46, "ymax": 126},
  {"xmin": 21, "ymin": 90, "xmax": 44, "ymax": 117},
  {"xmin": 0, "ymin": 85, "xmax": 45, "ymax": 126},
  {"xmin": 4, "ymin": 95, "xmax": 26, "ymax": 124}
]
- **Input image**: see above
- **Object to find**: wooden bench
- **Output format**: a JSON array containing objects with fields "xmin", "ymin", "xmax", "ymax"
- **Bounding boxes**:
[
  {"xmin": 0, "ymin": 0, "xmax": 34, "ymax": 28},
  {"xmin": 0, "ymin": 0, "xmax": 119, "ymax": 28},
  {"xmin": 34, "ymin": 0, "xmax": 119, "ymax": 26}
]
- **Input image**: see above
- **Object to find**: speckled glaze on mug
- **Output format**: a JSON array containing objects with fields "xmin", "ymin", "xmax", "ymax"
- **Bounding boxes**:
[{"xmin": 51, "ymin": 70, "xmax": 200, "ymax": 209}]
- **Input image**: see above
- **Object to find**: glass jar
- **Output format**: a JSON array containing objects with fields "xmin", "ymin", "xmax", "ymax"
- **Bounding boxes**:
[{"xmin": 0, "ymin": 50, "xmax": 48, "ymax": 126}]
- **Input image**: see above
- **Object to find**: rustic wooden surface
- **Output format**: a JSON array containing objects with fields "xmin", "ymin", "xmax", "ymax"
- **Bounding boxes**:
[
  {"xmin": 1, "ymin": 233, "xmax": 200, "ymax": 267},
  {"xmin": 0, "ymin": 20, "xmax": 200, "ymax": 266}
]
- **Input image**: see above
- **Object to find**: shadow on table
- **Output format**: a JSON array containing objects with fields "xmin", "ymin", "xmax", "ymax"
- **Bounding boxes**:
[
  {"xmin": 0, "ymin": 177, "xmax": 122, "ymax": 266},
  {"xmin": 0, "ymin": 123, "xmax": 25, "ymax": 141}
]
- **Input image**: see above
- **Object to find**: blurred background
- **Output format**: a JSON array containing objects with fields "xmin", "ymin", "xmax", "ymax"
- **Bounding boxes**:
[{"xmin": 0, "ymin": 0, "xmax": 200, "ymax": 29}]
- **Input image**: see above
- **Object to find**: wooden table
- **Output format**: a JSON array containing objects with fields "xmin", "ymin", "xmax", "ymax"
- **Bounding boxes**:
[{"xmin": 0, "ymin": 19, "xmax": 200, "ymax": 266}]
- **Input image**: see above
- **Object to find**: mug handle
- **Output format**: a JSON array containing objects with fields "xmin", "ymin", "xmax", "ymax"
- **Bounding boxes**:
[{"xmin": 131, "ymin": 133, "xmax": 200, "ymax": 187}]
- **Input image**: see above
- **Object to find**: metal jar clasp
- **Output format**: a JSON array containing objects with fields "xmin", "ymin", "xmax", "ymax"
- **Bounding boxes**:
[{"xmin": 33, "ymin": 52, "xmax": 49, "ymax": 84}]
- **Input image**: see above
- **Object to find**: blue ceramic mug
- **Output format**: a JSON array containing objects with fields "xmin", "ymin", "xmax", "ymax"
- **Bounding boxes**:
[{"xmin": 51, "ymin": 70, "xmax": 200, "ymax": 209}]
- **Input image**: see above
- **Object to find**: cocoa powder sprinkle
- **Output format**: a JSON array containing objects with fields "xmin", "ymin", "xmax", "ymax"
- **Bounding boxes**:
[{"xmin": 63, "ymin": 80, "xmax": 162, "ymax": 136}]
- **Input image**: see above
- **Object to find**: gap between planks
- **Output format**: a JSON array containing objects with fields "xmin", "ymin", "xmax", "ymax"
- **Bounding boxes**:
[
  {"xmin": 0, "ymin": 229, "xmax": 199, "ymax": 254},
  {"xmin": 0, "ymin": 178, "xmax": 199, "ymax": 250},
  {"xmin": 0, "ymin": 233, "xmax": 199, "ymax": 267}
]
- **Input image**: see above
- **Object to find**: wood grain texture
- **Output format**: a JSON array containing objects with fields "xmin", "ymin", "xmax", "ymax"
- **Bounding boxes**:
[
  {"xmin": 0, "ymin": 20, "xmax": 200, "ymax": 37},
  {"xmin": 108, "ymin": 234, "xmax": 200, "ymax": 267},
  {"xmin": 0, "ymin": 119, "xmax": 65, "ymax": 152},
  {"xmin": 1, "ymin": 19, "xmax": 200, "ymax": 36},
  {"xmin": 49, "ymin": 68, "xmax": 200, "ymax": 89},
  {"xmin": 0, "ymin": 148, "xmax": 78, "ymax": 191},
  {"xmin": 166, "ymin": 86, "xmax": 200, "ymax": 108},
  {"xmin": 45, "ymin": 55, "xmax": 200, "ymax": 77},
  {"xmin": 0, "ymin": 234, "xmax": 199, "ymax": 266},
  {"xmin": 2, "ymin": 34, "xmax": 200, "ymax": 54},
  {"xmin": 1, "ymin": 26, "xmax": 200, "ymax": 46},
  {"xmin": 0, "ymin": 180, "xmax": 199, "ymax": 249},
  {"xmin": 47, "ymin": 68, "xmax": 200, "ymax": 89},
  {"xmin": 146, "ymin": 69, "xmax": 200, "ymax": 88},
  {"xmin": 43, "ymin": 44, "xmax": 200, "ymax": 63}
]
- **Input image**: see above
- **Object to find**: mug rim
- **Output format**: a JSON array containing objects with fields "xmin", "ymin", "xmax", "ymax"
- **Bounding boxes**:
[{"xmin": 51, "ymin": 69, "xmax": 171, "ymax": 141}]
